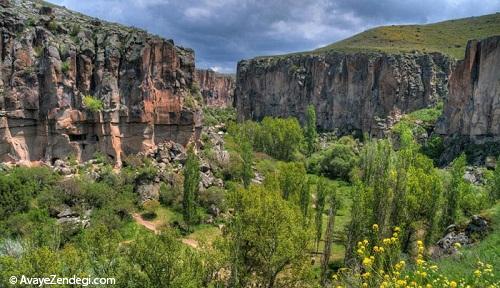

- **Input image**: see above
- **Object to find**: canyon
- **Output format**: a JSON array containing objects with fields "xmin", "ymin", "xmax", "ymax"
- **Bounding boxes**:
[
  {"xmin": 195, "ymin": 69, "xmax": 235, "ymax": 108},
  {"xmin": 0, "ymin": 0, "xmax": 201, "ymax": 165},
  {"xmin": 0, "ymin": 0, "xmax": 499, "ymax": 166}
]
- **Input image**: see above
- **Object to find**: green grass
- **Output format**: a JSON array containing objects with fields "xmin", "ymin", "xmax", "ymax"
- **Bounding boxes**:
[
  {"xmin": 186, "ymin": 225, "xmax": 222, "ymax": 244},
  {"xmin": 435, "ymin": 203, "xmax": 500, "ymax": 283},
  {"xmin": 316, "ymin": 13, "xmax": 500, "ymax": 59},
  {"xmin": 153, "ymin": 206, "xmax": 183, "ymax": 228}
]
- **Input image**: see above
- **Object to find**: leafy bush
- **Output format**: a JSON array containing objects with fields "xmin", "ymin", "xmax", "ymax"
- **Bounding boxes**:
[
  {"xmin": 199, "ymin": 186, "xmax": 226, "ymax": 211},
  {"xmin": 61, "ymin": 60, "xmax": 70, "ymax": 74},
  {"xmin": 0, "ymin": 167, "xmax": 58, "ymax": 219},
  {"xmin": 203, "ymin": 107, "xmax": 236, "ymax": 126},
  {"xmin": 69, "ymin": 24, "xmax": 81, "ymax": 37},
  {"xmin": 307, "ymin": 136, "xmax": 359, "ymax": 180},
  {"xmin": 229, "ymin": 117, "xmax": 304, "ymax": 161},
  {"xmin": 459, "ymin": 184, "xmax": 489, "ymax": 217},
  {"xmin": 0, "ymin": 175, "xmax": 32, "ymax": 219},
  {"xmin": 159, "ymin": 181, "xmax": 183, "ymax": 208},
  {"xmin": 47, "ymin": 20, "xmax": 58, "ymax": 32},
  {"xmin": 82, "ymin": 95, "xmax": 104, "ymax": 112},
  {"xmin": 142, "ymin": 200, "xmax": 160, "ymax": 220},
  {"xmin": 421, "ymin": 134, "xmax": 445, "ymax": 164}
]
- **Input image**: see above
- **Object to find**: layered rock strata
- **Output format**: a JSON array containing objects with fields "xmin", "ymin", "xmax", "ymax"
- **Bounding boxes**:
[
  {"xmin": 0, "ymin": 0, "xmax": 201, "ymax": 165},
  {"xmin": 195, "ymin": 69, "xmax": 235, "ymax": 107},
  {"xmin": 235, "ymin": 52, "xmax": 454, "ymax": 136}
]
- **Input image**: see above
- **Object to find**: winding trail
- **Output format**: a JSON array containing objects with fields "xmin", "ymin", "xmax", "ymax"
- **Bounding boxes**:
[
  {"xmin": 132, "ymin": 213, "xmax": 158, "ymax": 234},
  {"xmin": 131, "ymin": 212, "xmax": 199, "ymax": 248}
]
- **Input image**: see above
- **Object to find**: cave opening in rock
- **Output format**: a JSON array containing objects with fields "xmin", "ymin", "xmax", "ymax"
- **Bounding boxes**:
[{"xmin": 69, "ymin": 134, "xmax": 87, "ymax": 142}]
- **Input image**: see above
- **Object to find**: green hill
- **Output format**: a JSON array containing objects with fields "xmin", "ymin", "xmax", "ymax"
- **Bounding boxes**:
[{"xmin": 315, "ymin": 13, "xmax": 500, "ymax": 59}]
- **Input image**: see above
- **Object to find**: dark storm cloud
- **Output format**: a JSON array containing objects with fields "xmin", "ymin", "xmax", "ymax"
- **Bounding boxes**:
[{"xmin": 47, "ymin": 0, "xmax": 500, "ymax": 72}]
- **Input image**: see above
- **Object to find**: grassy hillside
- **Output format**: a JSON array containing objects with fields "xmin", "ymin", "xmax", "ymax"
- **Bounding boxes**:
[{"xmin": 315, "ymin": 13, "xmax": 500, "ymax": 59}]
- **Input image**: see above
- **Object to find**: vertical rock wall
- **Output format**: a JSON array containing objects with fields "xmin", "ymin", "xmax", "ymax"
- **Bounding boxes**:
[
  {"xmin": 0, "ymin": 1, "xmax": 201, "ymax": 165},
  {"xmin": 235, "ymin": 52, "xmax": 454, "ymax": 136},
  {"xmin": 195, "ymin": 69, "xmax": 235, "ymax": 108}
]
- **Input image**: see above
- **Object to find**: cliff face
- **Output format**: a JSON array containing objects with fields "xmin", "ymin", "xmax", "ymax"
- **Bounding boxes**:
[
  {"xmin": 0, "ymin": 0, "xmax": 201, "ymax": 165},
  {"xmin": 437, "ymin": 36, "xmax": 500, "ymax": 141},
  {"xmin": 195, "ymin": 69, "xmax": 235, "ymax": 107},
  {"xmin": 235, "ymin": 52, "xmax": 454, "ymax": 136}
]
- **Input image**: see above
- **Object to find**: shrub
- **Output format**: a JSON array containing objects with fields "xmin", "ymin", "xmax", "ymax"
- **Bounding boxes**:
[
  {"xmin": 142, "ymin": 200, "xmax": 160, "ymax": 220},
  {"xmin": 47, "ymin": 20, "xmax": 58, "ymax": 32},
  {"xmin": 459, "ymin": 184, "xmax": 489, "ymax": 216},
  {"xmin": 230, "ymin": 117, "xmax": 304, "ymax": 161},
  {"xmin": 334, "ymin": 228, "xmax": 497, "ymax": 288},
  {"xmin": 82, "ymin": 95, "xmax": 104, "ymax": 112},
  {"xmin": 307, "ymin": 136, "xmax": 359, "ymax": 180},
  {"xmin": 199, "ymin": 186, "xmax": 226, "ymax": 211},
  {"xmin": 203, "ymin": 107, "xmax": 236, "ymax": 126},
  {"xmin": 159, "ymin": 181, "xmax": 183, "ymax": 208},
  {"xmin": 421, "ymin": 134, "xmax": 445, "ymax": 164},
  {"xmin": 69, "ymin": 24, "xmax": 81, "ymax": 37},
  {"xmin": 61, "ymin": 60, "xmax": 70, "ymax": 74}
]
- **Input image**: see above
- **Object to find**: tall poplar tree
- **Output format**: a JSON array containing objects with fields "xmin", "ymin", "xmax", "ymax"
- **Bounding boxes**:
[{"xmin": 183, "ymin": 145, "xmax": 200, "ymax": 230}]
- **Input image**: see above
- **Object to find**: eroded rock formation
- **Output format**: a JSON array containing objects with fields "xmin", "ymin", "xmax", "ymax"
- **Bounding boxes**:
[
  {"xmin": 235, "ymin": 52, "xmax": 454, "ymax": 136},
  {"xmin": 437, "ymin": 36, "xmax": 500, "ymax": 142},
  {"xmin": 195, "ymin": 69, "xmax": 235, "ymax": 107},
  {"xmin": 0, "ymin": 0, "xmax": 201, "ymax": 165}
]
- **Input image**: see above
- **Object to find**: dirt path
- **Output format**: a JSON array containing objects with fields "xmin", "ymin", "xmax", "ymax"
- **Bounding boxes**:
[
  {"xmin": 182, "ymin": 238, "xmax": 199, "ymax": 248},
  {"xmin": 131, "ymin": 213, "xmax": 199, "ymax": 248},
  {"xmin": 132, "ymin": 213, "xmax": 158, "ymax": 234}
]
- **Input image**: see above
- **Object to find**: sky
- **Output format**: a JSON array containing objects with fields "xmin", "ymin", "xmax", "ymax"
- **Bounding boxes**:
[{"xmin": 47, "ymin": 0, "xmax": 500, "ymax": 73}]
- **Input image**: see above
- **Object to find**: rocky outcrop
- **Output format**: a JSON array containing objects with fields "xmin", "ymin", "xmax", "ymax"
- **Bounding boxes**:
[
  {"xmin": 431, "ymin": 215, "xmax": 489, "ymax": 258},
  {"xmin": 235, "ymin": 52, "xmax": 454, "ymax": 136},
  {"xmin": 0, "ymin": 0, "xmax": 201, "ymax": 166},
  {"xmin": 195, "ymin": 69, "xmax": 235, "ymax": 107},
  {"xmin": 436, "ymin": 36, "xmax": 500, "ymax": 161}
]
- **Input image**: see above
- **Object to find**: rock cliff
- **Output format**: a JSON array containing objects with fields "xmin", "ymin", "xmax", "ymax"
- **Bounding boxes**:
[
  {"xmin": 235, "ymin": 52, "xmax": 454, "ymax": 136},
  {"xmin": 0, "ymin": 0, "xmax": 201, "ymax": 165},
  {"xmin": 436, "ymin": 36, "xmax": 500, "ymax": 162},
  {"xmin": 437, "ymin": 36, "xmax": 500, "ymax": 141},
  {"xmin": 195, "ymin": 69, "xmax": 235, "ymax": 107}
]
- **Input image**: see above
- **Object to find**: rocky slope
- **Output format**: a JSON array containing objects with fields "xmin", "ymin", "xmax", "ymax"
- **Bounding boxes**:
[
  {"xmin": 195, "ymin": 69, "xmax": 235, "ymax": 107},
  {"xmin": 0, "ymin": 0, "xmax": 201, "ymax": 166},
  {"xmin": 235, "ymin": 52, "xmax": 454, "ymax": 136},
  {"xmin": 436, "ymin": 36, "xmax": 500, "ymax": 161}
]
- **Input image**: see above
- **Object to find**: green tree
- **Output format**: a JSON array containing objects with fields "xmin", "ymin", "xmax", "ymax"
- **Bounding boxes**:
[
  {"xmin": 320, "ymin": 191, "xmax": 338, "ymax": 287},
  {"xmin": 276, "ymin": 162, "xmax": 307, "ymax": 200},
  {"xmin": 183, "ymin": 146, "xmax": 201, "ymax": 230},
  {"xmin": 227, "ymin": 186, "xmax": 314, "ymax": 287},
  {"xmin": 345, "ymin": 178, "xmax": 372, "ymax": 266},
  {"xmin": 240, "ymin": 137, "xmax": 254, "ymax": 189},
  {"xmin": 307, "ymin": 136, "xmax": 359, "ymax": 180},
  {"xmin": 360, "ymin": 139, "xmax": 393, "ymax": 235},
  {"xmin": 126, "ymin": 231, "xmax": 204, "ymax": 288},
  {"xmin": 257, "ymin": 117, "xmax": 304, "ymax": 161},
  {"xmin": 442, "ymin": 154, "xmax": 466, "ymax": 228},
  {"xmin": 315, "ymin": 178, "xmax": 327, "ymax": 252},
  {"xmin": 299, "ymin": 177, "xmax": 311, "ymax": 221},
  {"xmin": 304, "ymin": 105, "xmax": 318, "ymax": 156},
  {"xmin": 490, "ymin": 158, "xmax": 500, "ymax": 201}
]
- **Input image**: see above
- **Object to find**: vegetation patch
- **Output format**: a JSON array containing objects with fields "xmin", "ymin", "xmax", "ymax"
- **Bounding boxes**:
[{"xmin": 82, "ymin": 95, "xmax": 104, "ymax": 112}]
